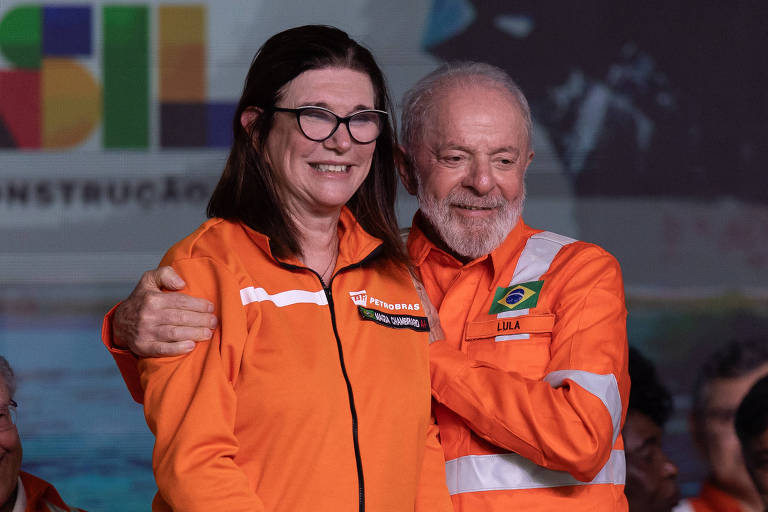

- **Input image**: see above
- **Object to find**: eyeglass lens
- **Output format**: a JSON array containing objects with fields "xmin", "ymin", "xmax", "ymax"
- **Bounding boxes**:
[{"xmin": 298, "ymin": 108, "xmax": 383, "ymax": 143}]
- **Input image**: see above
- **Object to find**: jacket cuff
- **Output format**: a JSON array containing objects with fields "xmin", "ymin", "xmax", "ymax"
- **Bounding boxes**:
[
  {"xmin": 102, "ymin": 303, "xmax": 144, "ymax": 404},
  {"xmin": 429, "ymin": 340, "xmax": 470, "ymax": 402}
]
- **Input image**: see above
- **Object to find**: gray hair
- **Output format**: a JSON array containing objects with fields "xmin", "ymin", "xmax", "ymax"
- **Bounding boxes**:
[
  {"xmin": 0, "ymin": 356, "xmax": 15, "ymax": 400},
  {"xmin": 400, "ymin": 61, "xmax": 533, "ymax": 154}
]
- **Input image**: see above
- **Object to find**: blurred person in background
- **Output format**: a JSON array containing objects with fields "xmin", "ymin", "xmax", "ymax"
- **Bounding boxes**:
[
  {"xmin": 674, "ymin": 338, "xmax": 768, "ymax": 512},
  {"xmin": 0, "ymin": 356, "xmax": 84, "ymax": 512},
  {"xmin": 623, "ymin": 346, "xmax": 680, "ymax": 512},
  {"xmin": 735, "ymin": 374, "xmax": 768, "ymax": 511}
]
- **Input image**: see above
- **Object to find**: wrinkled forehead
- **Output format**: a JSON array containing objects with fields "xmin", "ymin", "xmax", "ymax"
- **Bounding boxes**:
[{"xmin": 430, "ymin": 82, "xmax": 525, "ymax": 129}]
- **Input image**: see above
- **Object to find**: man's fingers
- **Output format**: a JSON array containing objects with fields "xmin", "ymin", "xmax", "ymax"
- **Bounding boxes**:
[
  {"xmin": 159, "ymin": 307, "xmax": 217, "ymax": 329},
  {"xmin": 157, "ymin": 324, "xmax": 214, "ymax": 343},
  {"xmin": 156, "ymin": 292, "xmax": 215, "ymax": 315},
  {"xmin": 137, "ymin": 340, "xmax": 197, "ymax": 358},
  {"xmin": 141, "ymin": 266, "xmax": 186, "ymax": 292}
]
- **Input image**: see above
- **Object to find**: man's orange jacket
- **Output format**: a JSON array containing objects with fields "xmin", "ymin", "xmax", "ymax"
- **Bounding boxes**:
[
  {"xmin": 409, "ymin": 216, "xmax": 630, "ymax": 511},
  {"xmin": 103, "ymin": 209, "xmax": 451, "ymax": 511}
]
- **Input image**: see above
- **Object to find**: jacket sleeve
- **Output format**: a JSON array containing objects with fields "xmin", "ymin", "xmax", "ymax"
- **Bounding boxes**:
[
  {"xmin": 101, "ymin": 304, "xmax": 145, "ymax": 403},
  {"xmin": 414, "ymin": 408, "xmax": 453, "ymax": 511},
  {"xmin": 139, "ymin": 257, "xmax": 265, "ymax": 511},
  {"xmin": 429, "ymin": 249, "xmax": 629, "ymax": 482}
]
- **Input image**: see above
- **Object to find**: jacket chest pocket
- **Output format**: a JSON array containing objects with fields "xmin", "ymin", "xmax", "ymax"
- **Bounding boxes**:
[{"xmin": 464, "ymin": 313, "xmax": 555, "ymax": 380}]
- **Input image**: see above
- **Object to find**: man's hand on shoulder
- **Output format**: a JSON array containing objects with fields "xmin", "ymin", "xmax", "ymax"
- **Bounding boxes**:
[{"xmin": 113, "ymin": 266, "xmax": 218, "ymax": 357}]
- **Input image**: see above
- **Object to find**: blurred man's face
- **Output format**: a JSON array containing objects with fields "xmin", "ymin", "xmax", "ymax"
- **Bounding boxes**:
[
  {"xmin": 402, "ymin": 82, "xmax": 533, "ymax": 260},
  {"xmin": 694, "ymin": 363, "xmax": 768, "ymax": 500},
  {"xmin": 743, "ymin": 428, "xmax": 768, "ymax": 508},
  {"xmin": 0, "ymin": 384, "xmax": 21, "ymax": 508},
  {"xmin": 623, "ymin": 410, "xmax": 680, "ymax": 512}
]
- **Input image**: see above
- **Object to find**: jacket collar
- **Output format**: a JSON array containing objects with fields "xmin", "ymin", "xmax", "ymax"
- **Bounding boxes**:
[{"xmin": 242, "ymin": 206, "xmax": 383, "ymax": 269}]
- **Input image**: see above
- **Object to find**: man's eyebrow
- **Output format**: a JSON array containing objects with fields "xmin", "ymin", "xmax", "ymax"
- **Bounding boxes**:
[{"xmin": 491, "ymin": 146, "xmax": 521, "ymax": 156}]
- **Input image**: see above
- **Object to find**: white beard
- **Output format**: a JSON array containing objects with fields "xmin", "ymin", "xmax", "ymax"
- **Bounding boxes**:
[{"xmin": 417, "ymin": 180, "xmax": 525, "ymax": 260}]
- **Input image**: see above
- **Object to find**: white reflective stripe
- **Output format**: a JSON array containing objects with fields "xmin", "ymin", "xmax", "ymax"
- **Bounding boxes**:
[
  {"xmin": 509, "ymin": 231, "xmax": 576, "ymax": 285},
  {"xmin": 445, "ymin": 449, "xmax": 625, "ymax": 494},
  {"xmin": 495, "ymin": 333, "xmax": 530, "ymax": 341},
  {"xmin": 495, "ymin": 231, "xmax": 575, "ymax": 340},
  {"xmin": 240, "ymin": 286, "xmax": 328, "ymax": 307},
  {"xmin": 671, "ymin": 500, "xmax": 696, "ymax": 512},
  {"xmin": 497, "ymin": 308, "xmax": 528, "ymax": 319},
  {"xmin": 544, "ymin": 370, "xmax": 622, "ymax": 444}
]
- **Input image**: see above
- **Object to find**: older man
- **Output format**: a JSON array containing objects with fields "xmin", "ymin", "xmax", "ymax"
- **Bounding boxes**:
[
  {"xmin": 105, "ymin": 62, "xmax": 629, "ymax": 510},
  {"xmin": 0, "ymin": 356, "xmax": 84, "ymax": 512}
]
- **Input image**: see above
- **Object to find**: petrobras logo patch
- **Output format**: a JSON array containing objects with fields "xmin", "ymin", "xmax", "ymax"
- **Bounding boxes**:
[
  {"xmin": 348, "ymin": 289, "xmax": 421, "ymax": 311},
  {"xmin": 349, "ymin": 290, "xmax": 368, "ymax": 307},
  {"xmin": 0, "ymin": 2, "xmax": 236, "ymax": 150}
]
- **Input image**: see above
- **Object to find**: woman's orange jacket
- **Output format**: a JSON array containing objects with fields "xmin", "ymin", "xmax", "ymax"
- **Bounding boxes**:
[{"xmin": 103, "ymin": 208, "xmax": 451, "ymax": 512}]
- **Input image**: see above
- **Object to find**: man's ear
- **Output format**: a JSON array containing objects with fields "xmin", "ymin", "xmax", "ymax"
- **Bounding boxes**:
[
  {"xmin": 395, "ymin": 144, "xmax": 418, "ymax": 196},
  {"xmin": 523, "ymin": 149, "xmax": 535, "ymax": 175},
  {"xmin": 240, "ymin": 107, "xmax": 262, "ymax": 146}
]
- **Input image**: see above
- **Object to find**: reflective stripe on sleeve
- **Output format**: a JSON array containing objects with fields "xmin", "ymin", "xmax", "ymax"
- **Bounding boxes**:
[
  {"xmin": 544, "ymin": 370, "xmax": 622, "ymax": 444},
  {"xmin": 240, "ymin": 286, "xmax": 328, "ymax": 307},
  {"xmin": 445, "ymin": 449, "xmax": 625, "ymax": 494},
  {"xmin": 495, "ymin": 231, "xmax": 575, "ymax": 340}
]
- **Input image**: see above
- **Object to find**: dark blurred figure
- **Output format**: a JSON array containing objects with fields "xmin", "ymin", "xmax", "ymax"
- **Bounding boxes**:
[
  {"xmin": 624, "ymin": 346, "xmax": 680, "ymax": 512},
  {"xmin": 677, "ymin": 338, "xmax": 768, "ymax": 512},
  {"xmin": 736, "ymin": 375, "xmax": 768, "ymax": 511},
  {"xmin": 0, "ymin": 356, "xmax": 85, "ymax": 512}
]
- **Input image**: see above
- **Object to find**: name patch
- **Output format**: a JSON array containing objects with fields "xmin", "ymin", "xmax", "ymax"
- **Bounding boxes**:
[
  {"xmin": 358, "ymin": 306, "xmax": 429, "ymax": 332},
  {"xmin": 488, "ymin": 280, "xmax": 544, "ymax": 314},
  {"xmin": 465, "ymin": 313, "xmax": 555, "ymax": 340}
]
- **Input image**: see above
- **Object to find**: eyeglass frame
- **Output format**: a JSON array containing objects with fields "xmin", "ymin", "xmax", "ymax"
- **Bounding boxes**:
[
  {"xmin": 0, "ymin": 399, "xmax": 17, "ymax": 431},
  {"xmin": 271, "ymin": 105, "xmax": 388, "ymax": 144}
]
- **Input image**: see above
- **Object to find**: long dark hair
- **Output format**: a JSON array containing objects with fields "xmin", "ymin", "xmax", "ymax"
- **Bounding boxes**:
[{"xmin": 208, "ymin": 25, "xmax": 406, "ymax": 265}]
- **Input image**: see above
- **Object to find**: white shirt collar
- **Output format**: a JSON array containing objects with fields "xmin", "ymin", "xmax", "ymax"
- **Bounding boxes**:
[{"xmin": 11, "ymin": 476, "xmax": 27, "ymax": 512}]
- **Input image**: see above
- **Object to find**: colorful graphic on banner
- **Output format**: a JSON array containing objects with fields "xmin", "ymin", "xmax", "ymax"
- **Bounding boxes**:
[{"xmin": 0, "ymin": 4, "xmax": 236, "ymax": 150}]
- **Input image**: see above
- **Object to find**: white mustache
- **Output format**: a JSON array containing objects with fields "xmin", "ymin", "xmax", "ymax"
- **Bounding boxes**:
[{"xmin": 445, "ymin": 192, "xmax": 507, "ymax": 210}]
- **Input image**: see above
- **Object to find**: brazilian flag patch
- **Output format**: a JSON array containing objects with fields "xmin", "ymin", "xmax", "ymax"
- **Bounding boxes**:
[{"xmin": 488, "ymin": 280, "xmax": 544, "ymax": 314}]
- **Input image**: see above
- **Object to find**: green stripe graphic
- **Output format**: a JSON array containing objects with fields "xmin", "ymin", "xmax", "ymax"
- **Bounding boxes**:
[{"xmin": 103, "ymin": 6, "xmax": 149, "ymax": 148}]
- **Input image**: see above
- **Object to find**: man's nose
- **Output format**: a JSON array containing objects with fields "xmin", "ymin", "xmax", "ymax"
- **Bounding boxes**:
[
  {"xmin": 663, "ymin": 454, "xmax": 679, "ymax": 478},
  {"xmin": 462, "ymin": 158, "xmax": 495, "ymax": 195},
  {"xmin": 323, "ymin": 123, "xmax": 352, "ymax": 152}
]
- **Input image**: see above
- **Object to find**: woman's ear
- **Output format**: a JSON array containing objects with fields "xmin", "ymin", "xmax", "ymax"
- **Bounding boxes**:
[{"xmin": 240, "ymin": 107, "xmax": 262, "ymax": 145}]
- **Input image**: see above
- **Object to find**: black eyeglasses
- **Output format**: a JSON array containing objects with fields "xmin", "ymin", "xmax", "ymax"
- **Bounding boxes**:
[{"xmin": 272, "ymin": 106, "xmax": 387, "ymax": 144}]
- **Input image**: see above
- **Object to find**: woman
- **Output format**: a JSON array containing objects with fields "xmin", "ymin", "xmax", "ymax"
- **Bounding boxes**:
[{"xmin": 135, "ymin": 25, "xmax": 451, "ymax": 511}]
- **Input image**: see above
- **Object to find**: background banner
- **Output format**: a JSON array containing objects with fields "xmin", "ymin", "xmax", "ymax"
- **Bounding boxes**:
[{"xmin": 1, "ymin": 1, "xmax": 766, "ymax": 509}]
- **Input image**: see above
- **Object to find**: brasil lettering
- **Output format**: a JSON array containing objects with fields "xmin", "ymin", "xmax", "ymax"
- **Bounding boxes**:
[{"xmin": 358, "ymin": 306, "xmax": 429, "ymax": 332}]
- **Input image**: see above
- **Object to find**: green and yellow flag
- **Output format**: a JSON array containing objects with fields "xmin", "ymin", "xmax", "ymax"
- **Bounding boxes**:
[{"xmin": 489, "ymin": 280, "xmax": 544, "ymax": 314}]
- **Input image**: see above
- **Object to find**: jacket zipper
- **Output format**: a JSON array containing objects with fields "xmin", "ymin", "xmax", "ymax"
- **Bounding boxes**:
[
  {"xmin": 279, "ymin": 247, "xmax": 380, "ymax": 512},
  {"xmin": 323, "ymin": 284, "xmax": 365, "ymax": 512}
]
